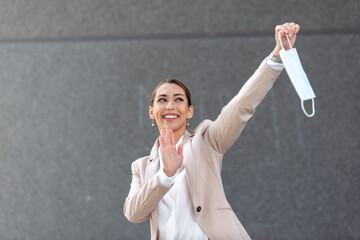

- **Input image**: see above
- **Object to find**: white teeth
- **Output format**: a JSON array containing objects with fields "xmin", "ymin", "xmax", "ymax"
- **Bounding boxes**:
[{"xmin": 164, "ymin": 115, "xmax": 178, "ymax": 119}]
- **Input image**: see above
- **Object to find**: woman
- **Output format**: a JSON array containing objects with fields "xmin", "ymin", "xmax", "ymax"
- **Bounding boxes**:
[{"xmin": 124, "ymin": 22, "xmax": 300, "ymax": 240}]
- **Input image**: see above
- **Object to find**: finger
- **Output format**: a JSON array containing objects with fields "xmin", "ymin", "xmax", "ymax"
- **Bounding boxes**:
[
  {"xmin": 170, "ymin": 128, "xmax": 175, "ymax": 146},
  {"xmin": 275, "ymin": 25, "xmax": 282, "ymax": 33},
  {"xmin": 290, "ymin": 22, "xmax": 296, "ymax": 34},
  {"xmin": 161, "ymin": 129, "xmax": 167, "ymax": 147},
  {"xmin": 291, "ymin": 22, "xmax": 297, "ymax": 36},
  {"xmin": 160, "ymin": 129, "xmax": 165, "ymax": 136},
  {"xmin": 177, "ymin": 143, "xmax": 183, "ymax": 156},
  {"xmin": 275, "ymin": 25, "xmax": 286, "ymax": 39},
  {"xmin": 275, "ymin": 25, "xmax": 284, "ymax": 37},
  {"xmin": 284, "ymin": 22, "xmax": 293, "ymax": 37},
  {"xmin": 283, "ymin": 22, "xmax": 290, "ymax": 33},
  {"xmin": 279, "ymin": 23, "xmax": 291, "ymax": 39},
  {"xmin": 295, "ymin": 24, "xmax": 300, "ymax": 34},
  {"xmin": 159, "ymin": 135, "xmax": 165, "ymax": 148},
  {"xmin": 164, "ymin": 126, "xmax": 169, "ymax": 144},
  {"xmin": 278, "ymin": 24, "xmax": 286, "ymax": 33}
]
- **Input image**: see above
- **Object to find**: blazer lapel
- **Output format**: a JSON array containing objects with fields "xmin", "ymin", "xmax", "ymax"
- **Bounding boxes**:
[
  {"xmin": 145, "ymin": 138, "xmax": 160, "ymax": 182},
  {"xmin": 183, "ymin": 131, "xmax": 197, "ymax": 199}
]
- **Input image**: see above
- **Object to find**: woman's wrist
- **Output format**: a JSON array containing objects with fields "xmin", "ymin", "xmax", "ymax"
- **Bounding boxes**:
[
  {"xmin": 272, "ymin": 46, "xmax": 281, "ymax": 58},
  {"xmin": 163, "ymin": 167, "xmax": 177, "ymax": 177},
  {"xmin": 158, "ymin": 168, "xmax": 176, "ymax": 187},
  {"xmin": 268, "ymin": 51, "xmax": 282, "ymax": 64}
]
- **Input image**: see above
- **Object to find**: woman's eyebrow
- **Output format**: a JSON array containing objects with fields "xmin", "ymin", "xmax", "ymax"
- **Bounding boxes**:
[{"xmin": 157, "ymin": 93, "xmax": 184, "ymax": 97}]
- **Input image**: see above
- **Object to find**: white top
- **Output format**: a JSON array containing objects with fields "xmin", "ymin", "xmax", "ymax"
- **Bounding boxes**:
[
  {"xmin": 157, "ymin": 136, "xmax": 208, "ymax": 240},
  {"xmin": 156, "ymin": 56, "xmax": 284, "ymax": 239}
]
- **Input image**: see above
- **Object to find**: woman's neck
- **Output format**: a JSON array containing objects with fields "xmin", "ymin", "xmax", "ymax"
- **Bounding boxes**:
[{"xmin": 174, "ymin": 131, "xmax": 185, "ymax": 144}]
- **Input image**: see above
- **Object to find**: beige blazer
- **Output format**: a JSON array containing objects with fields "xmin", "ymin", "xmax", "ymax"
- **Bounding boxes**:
[{"xmin": 124, "ymin": 59, "xmax": 282, "ymax": 240}]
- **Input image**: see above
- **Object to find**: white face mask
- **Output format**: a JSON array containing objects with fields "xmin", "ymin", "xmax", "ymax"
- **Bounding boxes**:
[{"xmin": 279, "ymin": 33, "xmax": 316, "ymax": 117}]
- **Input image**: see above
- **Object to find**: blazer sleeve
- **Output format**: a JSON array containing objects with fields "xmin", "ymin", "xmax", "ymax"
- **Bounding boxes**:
[
  {"xmin": 123, "ymin": 159, "xmax": 170, "ymax": 223},
  {"xmin": 201, "ymin": 58, "xmax": 282, "ymax": 154}
]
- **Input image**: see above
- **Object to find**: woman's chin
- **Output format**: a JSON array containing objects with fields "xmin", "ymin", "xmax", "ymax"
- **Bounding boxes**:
[{"xmin": 160, "ymin": 122, "xmax": 185, "ymax": 132}]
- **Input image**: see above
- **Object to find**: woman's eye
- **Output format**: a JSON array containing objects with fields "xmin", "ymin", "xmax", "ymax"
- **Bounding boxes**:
[
  {"xmin": 158, "ymin": 98, "xmax": 166, "ymax": 102},
  {"xmin": 176, "ymin": 98, "xmax": 184, "ymax": 101}
]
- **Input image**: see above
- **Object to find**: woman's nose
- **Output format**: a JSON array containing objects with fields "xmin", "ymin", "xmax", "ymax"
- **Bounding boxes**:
[{"xmin": 166, "ymin": 100, "xmax": 175, "ymax": 109}]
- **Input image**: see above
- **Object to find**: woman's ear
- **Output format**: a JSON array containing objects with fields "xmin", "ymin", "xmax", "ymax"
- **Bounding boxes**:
[
  {"xmin": 149, "ymin": 106, "xmax": 154, "ymax": 119},
  {"xmin": 187, "ymin": 106, "xmax": 194, "ymax": 119}
]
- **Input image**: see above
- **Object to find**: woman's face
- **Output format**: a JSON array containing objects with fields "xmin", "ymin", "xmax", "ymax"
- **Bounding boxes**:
[{"xmin": 149, "ymin": 83, "xmax": 193, "ymax": 135}]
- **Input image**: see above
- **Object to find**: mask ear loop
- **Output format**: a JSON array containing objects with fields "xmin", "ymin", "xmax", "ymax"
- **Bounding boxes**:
[
  {"xmin": 301, "ymin": 99, "xmax": 315, "ymax": 117},
  {"xmin": 278, "ymin": 32, "xmax": 293, "ymax": 50}
]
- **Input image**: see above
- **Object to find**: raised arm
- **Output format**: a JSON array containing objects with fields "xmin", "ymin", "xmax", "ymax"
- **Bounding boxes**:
[
  {"xmin": 201, "ymin": 22, "xmax": 300, "ymax": 154},
  {"xmin": 201, "ymin": 60, "xmax": 281, "ymax": 154}
]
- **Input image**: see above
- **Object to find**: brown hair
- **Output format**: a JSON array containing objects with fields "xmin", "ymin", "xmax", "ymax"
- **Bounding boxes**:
[{"xmin": 150, "ymin": 79, "xmax": 192, "ymax": 107}]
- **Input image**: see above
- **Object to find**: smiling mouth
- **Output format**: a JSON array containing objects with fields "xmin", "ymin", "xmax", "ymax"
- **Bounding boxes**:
[{"xmin": 163, "ymin": 114, "xmax": 180, "ymax": 119}]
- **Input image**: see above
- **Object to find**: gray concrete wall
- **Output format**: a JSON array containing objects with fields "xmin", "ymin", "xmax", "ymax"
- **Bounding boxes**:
[{"xmin": 0, "ymin": 1, "xmax": 359, "ymax": 239}]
